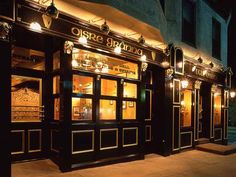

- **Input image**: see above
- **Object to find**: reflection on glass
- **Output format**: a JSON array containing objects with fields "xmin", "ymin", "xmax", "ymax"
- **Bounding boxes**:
[
  {"xmin": 101, "ymin": 79, "xmax": 117, "ymax": 96},
  {"xmin": 99, "ymin": 99, "xmax": 116, "ymax": 120},
  {"xmin": 12, "ymin": 46, "xmax": 45, "ymax": 71},
  {"xmin": 53, "ymin": 51, "xmax": 60, "ymax": 70},
  {"xmin": 180, "ymin": 90, "xmax": 192, "ymax": 127},
  {"xmin": 11, "ymin": 76, "xmax": 42, "ymax": 122},
  {"xmin": 72, "ymin": 48, "xmax": 138, "ymax": 79},
  {"xmin": 53, "ymin": 76, "xmax": 60, "ymax": 94},
  {"xmin": 214, "ymin": 92, "xmax": 221, "ymax": 125},
  {"xmin": 123, "ymin": 82, "xmax": 137, "ymax": 98},
  {"xmin": 72, "ymin": 98, "xmax": 92, "ymax": 120},
  {"xmin": 54, "ymin": 98, "xmax": 60, "ymax": 120},
  {"xmin": 123, "ymin": 101, "xmax": 136, "ymax": 120},
  {"xmin": 73, "ymin": 75, "xmax": 93, "ymax": 94}
]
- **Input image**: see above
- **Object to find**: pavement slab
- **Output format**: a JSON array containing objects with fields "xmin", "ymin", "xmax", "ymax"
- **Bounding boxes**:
[{"xmin": 12, "ymin": 150, "xmax": 236, "ymax": 177}]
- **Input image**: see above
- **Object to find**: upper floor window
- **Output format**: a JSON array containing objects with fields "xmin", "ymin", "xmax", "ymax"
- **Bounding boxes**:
[
  {"xmin": 160, "ymin": 0, "xmax": 165, "ymax": 14},
  {"xmin": 182, "ymin": 0, "xmax": 196, "ymax": 46},
  {"xmin": 212, "ymin": 18, "xmax": 221, "ymax": 60}
]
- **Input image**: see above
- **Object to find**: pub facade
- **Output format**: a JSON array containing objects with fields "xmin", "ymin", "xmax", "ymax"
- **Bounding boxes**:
[{"xmin": 0, "ymin": 0, "xmax": 232, "ymax": 176}]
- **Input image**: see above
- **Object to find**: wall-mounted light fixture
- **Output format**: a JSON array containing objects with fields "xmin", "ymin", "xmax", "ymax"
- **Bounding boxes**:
[
  {"xmin": 181, "ymin": 78, "xmax": 189, "ymax": 89},
  {"xmin": 30, "ymin": 22, "xmax": 42, "ymax": 31},
  {"xmin": 45, "ymin": 0, "xmax": 59, "ymax": 19},
  {"xmin": 209, "ymin": 62, "xmax": 214, "ymax": 68},
  {"xmin": 230, "ymin": 91, "xmax": 236, "ymax": 98},
  {"xmin": 100, "ymin": 20, "xmax": 110, "ymax": 34},
  {"xmin": 198, "ymin": 57, "xmax": 203, "ymax": 63},
  {"xmin": 138, "ymin": 35, "xmax": 145, "ymax": 45}
]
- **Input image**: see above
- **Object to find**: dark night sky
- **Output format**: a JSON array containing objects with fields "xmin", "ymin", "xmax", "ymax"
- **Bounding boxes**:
[{"xmin": 207, "ymin": 0, "xmax": 236, "ymax": 88}]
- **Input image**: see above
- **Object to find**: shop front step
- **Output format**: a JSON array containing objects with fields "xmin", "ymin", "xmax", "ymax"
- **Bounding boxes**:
[
  {"xmin": 196, "ymin": 138, "xmax": 210, "ymax": 145},
  {"xmin": 196, "ymin": 143, "xmax": 236, "ymax": 155}
]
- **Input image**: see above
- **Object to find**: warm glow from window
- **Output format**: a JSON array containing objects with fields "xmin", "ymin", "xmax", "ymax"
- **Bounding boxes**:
[
  {"xmin": 73, "ymin": 75, "xmax": 93, "ymax": 94},
  {"xmin": 214, "ymin": 93, "xmax": 221, "ymax": 125},
  {"xmin": 101, "ymin": 79, "xmax": 117, "ymax": 96},
  {"xmin": 72, "ymin": 49, "xmax": 138, "ymax": 79},
  {"xmin": 54, "ymin": 98, "xmax": 60, "ymax": 120},
  {"xmin": 180, "ymin": 90, "xmax": 192, "ymax": 127},
  {"xmin": 122, "ymin": 101, "xmax": 136, "ymax": 120},
  {"xmin": 72, "ymin": 97, "xmax": 92, "ymax": 120},
  {"xmin": 123, "ymin": 82, "xmax": 137, "ymax": 98},
  {"xmin": 53, "ymin": 76, "xmax": 60, "ymax": 94},
  {"xmin": 99, "ymin": 99, "xmax": 116, "ymax": 120}
]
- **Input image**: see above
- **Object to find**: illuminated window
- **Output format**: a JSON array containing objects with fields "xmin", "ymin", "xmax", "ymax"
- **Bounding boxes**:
[
  {"xmin": 123, "ymin": 82, "xmax": 137, "ymax": 98},
  {"xmin": 180, "ymin": 90, "xmax": 192, "ymax": 127},
  {"xmin": 101, "ymin": 79, "xmax": 117, "ymax": 96},
  {"xmin": 72, "ymin": 48, "xmax": 139, "ymax": 79},
  {"xmin": 53, "ymin": 51, "xmax": 60, "ymax": 70},
  {"xmin": 122, "ymin": 101, "xmax": 136, "ymax": 120},
  {"xmin": 12, "ymin": 46, "xmax": 45, "ymax": 71},
  {"xmin": 54, "ymin": 98, "xmax": 60, "ymax": 120},
  {"xmin": 11, "ymin": 76, "xmax": 42, "ymax": 122},
  {"xmin": 214, "ymin": 92, "xmax": 221, "ymax": 125},
  {"xmin": 72, "ymin": 98, "xmax": 92, "ymax": 120},
  {"xmin": 99, "ymin": 99, "xmax": 116, "ymax": 120},
  {"xmin": 73, "ymin": 75, "xmax": 93, "ymax": 94},
  {"xmin": 53, "ymin": 76, "xmax": 60, "ymax": 94}
]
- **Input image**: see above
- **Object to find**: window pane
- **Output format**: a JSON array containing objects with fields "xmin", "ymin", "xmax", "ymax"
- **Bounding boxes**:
[
  {"xmin": 214, "ymin": 93, "xmax": 221, "ymax": 125},
  {"xmin": 53, "ymin": 51, "xmax": 60, "ymax": 70},
  {"xmin": 101, "ymin": 79, "xmax": 117, "ymax": 96},
  {"xmin": 123, "ymin": 101, "xmax": 136, "ymax": 120},
  {"xmin": 73, "ymin": 75, "xmax": 93, "ymax": 94},
  {"xmin": 180, "ymin": 90, "xmax": 192, "ymax": 127},
  {"xmin": 123, "ymin": 82, "xmax": 137, "ymax": 98},
  {"xmin": 11, "ymin": 76, "xmax": 42, "ymax": 122},
  {"xmin": 72, "ymin": 98, "xmax": 92, "ymax": 120},
  {"xmin": 72, "ymin": 48, "xmax": 139, "ymax": 79},
  {"xmin": 54, "ymin": 98, "xmax": 60, "ymax": 120},
  {"xmin": 53, "ymin": 76, "xmax": 60, "ymax": 94},
  {"xmin": 99, "ymin": 99, "xmax": 116, "ymax": 120},
  {"xmin": 12, "ymin": 46, "xmax": 45, "ymax": 71}
]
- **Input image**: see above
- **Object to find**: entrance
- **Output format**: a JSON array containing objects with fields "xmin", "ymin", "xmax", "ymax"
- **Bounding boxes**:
[{"xmin": 198, "ymin": 83, "xmax": 211, "ymax": 139}]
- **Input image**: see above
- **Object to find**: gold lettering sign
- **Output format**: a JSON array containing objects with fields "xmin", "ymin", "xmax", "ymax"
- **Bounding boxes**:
[
  {"xmin": 195, "ymin": 68, "xmax": 217, "ymax": 80},
  {"xmin": 71, "ymin": 27, "xmax": 103, "ymax": 44},
  {"xmin": 71, "ymin": 27, "xmax": 143, "ymax": 56}
]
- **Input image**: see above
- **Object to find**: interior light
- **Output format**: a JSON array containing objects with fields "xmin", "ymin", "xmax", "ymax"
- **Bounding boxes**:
[
  {"xmin": 177, "ymin": 62, "xmax": 183, "ymax": 68},
  {"xmin": 72, "ymin": 59, "xmax": 79, "ymax": 67},
  {"xmin": 192, "ymin": 65, "xmax": 196, "ymax": 72},
  {"xmin": 230, "ymin": 91, "xmax": 236, "ymax": 98},
  {"xmin": 161, "ymin": 61, "xmax": 170, "ymax": 68},
  {"xmin": 114, "ymin": 46, "xmax": 121, "ymax": 54},
  {"xmin": 78, "ymin": 36, "xmax": 87, "ymax": 45},
  {"xmin": 181, "ymin": 79, "xmax": 189, "ymax": 89},
  {"xmin": 181, "ymin": 100, "xmax": 185, "ymax": 106},
  {"xmin": 30, "ymin": 22, "xmax": 42, "ymax": 31}
]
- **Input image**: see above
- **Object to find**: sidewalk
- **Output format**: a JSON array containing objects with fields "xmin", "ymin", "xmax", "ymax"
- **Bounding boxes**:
[{"xmin": 12, "ymin": 150, "xmax": 236, "ymax": 177}]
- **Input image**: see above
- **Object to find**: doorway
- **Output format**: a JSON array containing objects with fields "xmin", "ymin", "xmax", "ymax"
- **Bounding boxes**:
[{"xmin": 198, "ymin": 83, "xmax": 211, "ymax": 139}]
